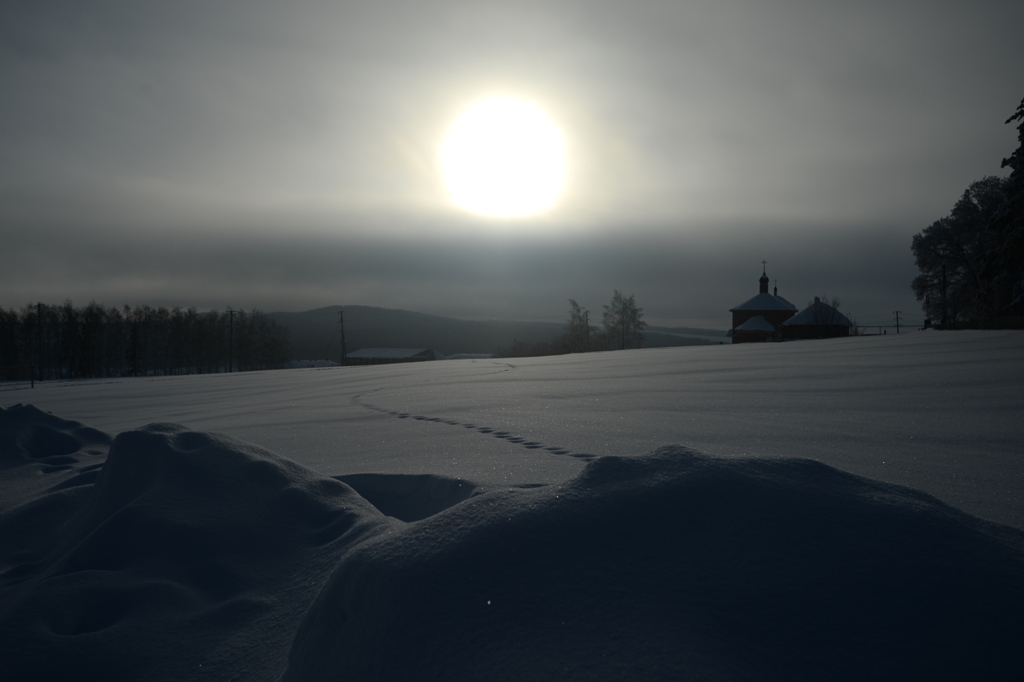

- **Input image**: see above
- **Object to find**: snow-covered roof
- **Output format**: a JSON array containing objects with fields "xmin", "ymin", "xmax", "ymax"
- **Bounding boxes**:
[
  {"xmin": 734, "ymin": 315, "xmax": 777, "ymax": 332},
  {"xmin": 783, "ymin": 301, "xmax": 853, "ymax": 327},
  {"xmin": 729, "ymin": 293, "xmax": 799, "ymax": 312},
  {"xmin": 347, "ymin": 348, "xmax": 446, "ymax": 360}
]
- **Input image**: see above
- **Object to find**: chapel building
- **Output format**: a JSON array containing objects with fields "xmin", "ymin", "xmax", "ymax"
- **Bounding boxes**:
[{"xmin": 729, "ymin": 267, "xmax": 798, "ymax": 343}]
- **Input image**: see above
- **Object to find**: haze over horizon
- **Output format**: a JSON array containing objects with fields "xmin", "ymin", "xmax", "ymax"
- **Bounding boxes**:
[{"xmin": 3, "ymin": 1, "xmax": 1023, "ymax": 328}]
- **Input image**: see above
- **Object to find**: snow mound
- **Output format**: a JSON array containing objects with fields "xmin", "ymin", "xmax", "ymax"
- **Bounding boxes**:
[
  {"xmin": 0, "ymin": 403, "xmax": 110, "ymax": 466},
  {"xmin": 0, "ymin": 418, "xmax": 390, "ymax": 682},
  {"xmin": 2, "ymin": 407, "xmax": 1023, "ymax": 681},
  {"xmin": 0, "ymin": 404, "xmax": 112, "ymax": 512},
  {"xmin": 284, "ymin": 447, "xmax": 1024, "ymax": 682}
]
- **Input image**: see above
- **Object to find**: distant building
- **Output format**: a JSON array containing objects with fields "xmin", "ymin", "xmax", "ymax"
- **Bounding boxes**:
[
  {"xmin": 345, "ymin": 348, "xmax": 446, "ymax": 365},
  {"xmin": 285, "ymin": 359, "xmax": 339, "ymax": 369},
  {"xmin": 729, "ymin": 267, "xmax": 798, "ymax": 343},
  {"xmin": 782, "ymin": 297, "xmax": 853, "ymax": 340}
]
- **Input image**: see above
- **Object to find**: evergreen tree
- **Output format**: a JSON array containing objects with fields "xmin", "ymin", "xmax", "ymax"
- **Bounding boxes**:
[{"xmin": 911, "ymin": 176, "xmax": 1010, "ymax": 323}]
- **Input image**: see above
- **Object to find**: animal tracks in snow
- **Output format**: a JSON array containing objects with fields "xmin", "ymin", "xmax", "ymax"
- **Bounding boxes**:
[{"xmin": 356, "ymin": 399, "xmax": 595, "ymax": 462}]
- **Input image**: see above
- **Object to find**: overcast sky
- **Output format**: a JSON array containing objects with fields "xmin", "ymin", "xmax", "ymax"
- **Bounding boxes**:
[{"xmin": 2, "ymin": 0, "xmax": 1022, "ymax": 328}]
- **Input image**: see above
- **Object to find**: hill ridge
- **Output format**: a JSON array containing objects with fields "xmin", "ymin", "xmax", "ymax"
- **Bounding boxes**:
[{"xmin": 269, "ymin": 305, "xmax": 718, "ymax": 359}]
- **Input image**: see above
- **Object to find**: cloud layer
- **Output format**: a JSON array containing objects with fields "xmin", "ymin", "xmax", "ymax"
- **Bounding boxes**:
[{"xmin": 2, "ymin": 0, "xmax": 1022, "ymax": 325}]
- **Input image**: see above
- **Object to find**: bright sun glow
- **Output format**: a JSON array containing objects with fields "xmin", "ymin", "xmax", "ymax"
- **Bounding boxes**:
[{"xmin": 440, "ymin": 98, "xmax": 566, "ymax": 218}]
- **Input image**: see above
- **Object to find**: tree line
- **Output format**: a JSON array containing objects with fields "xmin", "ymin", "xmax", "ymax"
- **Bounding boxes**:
[
  {"xmin": 0, "ymin": 302, "xmax": 289, "ymax": 381},
  {"xmin": 496, "ymin": 290, "xmax": 647, "ymax": 357},
  {"xmin": 911, "ymin": 96, "xmax": 1024, "ymax": 328}
]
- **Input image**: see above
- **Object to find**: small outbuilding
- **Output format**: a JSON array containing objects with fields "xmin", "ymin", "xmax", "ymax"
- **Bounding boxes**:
[
  {"xmin": 345, "ymin": 348, "xmax": 447, "ymax": 365},
  {"xmin": 782, "ymin": 298, "xmax": 853, "ymax": 340},
  {"xmin": 731, "ymin": 315, "xmax": 778, "ymax": 343}
]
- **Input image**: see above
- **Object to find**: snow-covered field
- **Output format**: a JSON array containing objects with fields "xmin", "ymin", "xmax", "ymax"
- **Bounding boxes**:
[{"xmin": 2, "ymin": 330, "xmax": 1023, "ymax": 680}]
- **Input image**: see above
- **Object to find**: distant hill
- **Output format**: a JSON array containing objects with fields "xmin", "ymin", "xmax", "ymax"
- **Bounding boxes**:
[
  {"xmin": 647, "ymin": 326, "xmax": 729, "ymax": 338},
  {"xmin": 269, "ymin": 306, "xmax": 717, "ymax": 361},
  {"xmin": 647, "ymin": 326, "xmax": 729, "ymax": 345},
  {"xmin": 269, "ymin": 306, "xmax": 564, "ymax": 361}
]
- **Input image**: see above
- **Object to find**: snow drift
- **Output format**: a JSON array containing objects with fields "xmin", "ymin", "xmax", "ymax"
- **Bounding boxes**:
[
  {"xmin": 287, "ymin": 449, "xmax": 1024, "ymax": 682},
  {"xmin": 0, "ymin": 404, "xmax": 389, "ymax": 681},
  {"xmin": 1, "ymin": 403, "xmax": 1022, "ymax": 681}
]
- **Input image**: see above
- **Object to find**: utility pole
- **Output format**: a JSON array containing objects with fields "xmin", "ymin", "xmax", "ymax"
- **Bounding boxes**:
[
  {"xmin": 941, "ymin": 264, "xmax": 947, "ymax": 327},
  {"xmin": 28, "ymin": 315, "xmax": 33, "ymax": 389},
  {"xmin": 339, "ymin": 310, "xmax": 347, "ymax": 366},
  {"xmin": 584, "ymin": 310, "xmax": 590, "ymax": 351},
  {"xmin": 37, "ymin": 302, "xmax": 43, "ymax": 383},
  {"xmin": 227, "ymin": 308, "xmax": 235, "ymax": 373},
  {"xmin": 893, "ymin": 311, "xmax": 902, "ymax": 334}
]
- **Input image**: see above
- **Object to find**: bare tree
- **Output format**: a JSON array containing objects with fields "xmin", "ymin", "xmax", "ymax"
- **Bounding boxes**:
[
  {"xmin": 602, "ymin": 290, "xmax": 648, "ymax": 350},
  {"xmin": 563, "ymin": 299, "xmax": 591, "ymax": 353}
]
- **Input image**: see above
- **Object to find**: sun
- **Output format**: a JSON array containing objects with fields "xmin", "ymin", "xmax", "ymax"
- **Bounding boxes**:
[{"xmin": 440, "ymin": 97, "xmax": 566, "ymax": 218}]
